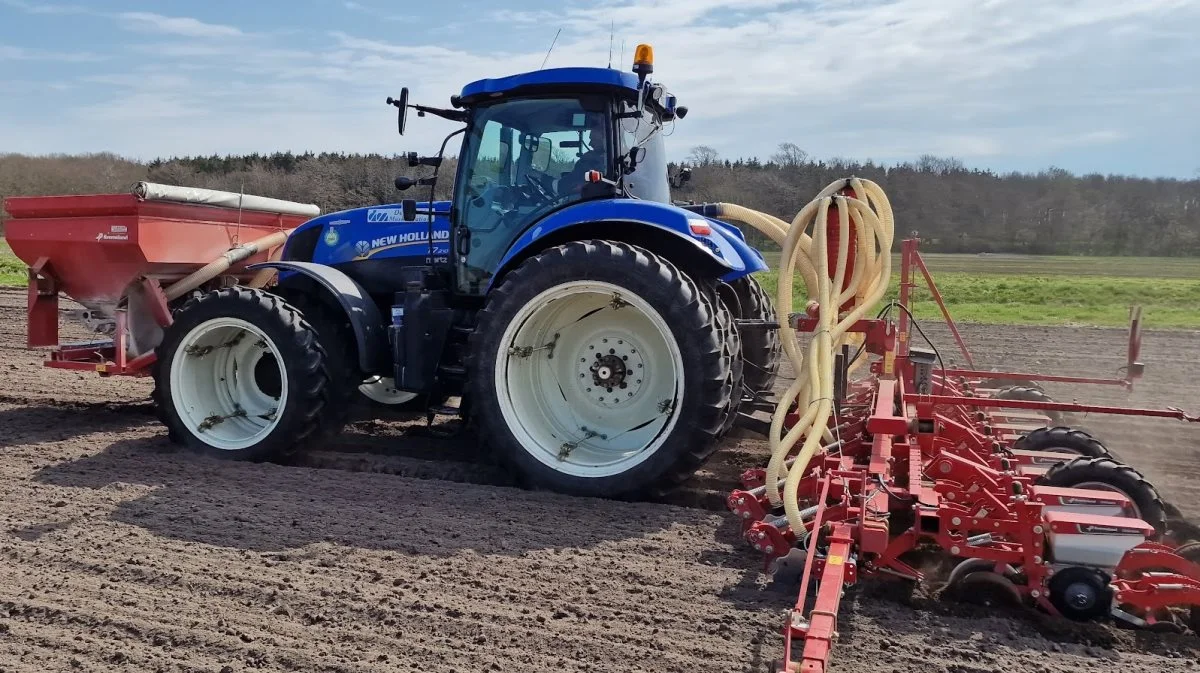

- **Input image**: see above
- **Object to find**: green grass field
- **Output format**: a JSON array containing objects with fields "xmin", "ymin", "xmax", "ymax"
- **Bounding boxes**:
[
  {"xmin": 753, "ymin": 251, "xmax": 1200, "ymax": 329},
  {"xmin": 0, "ymin": 239, "xmax": 23, "ymax": 287},
  {"xmin": 1, "ymin": 236, "xmax": 1196, "ymax": 328}
]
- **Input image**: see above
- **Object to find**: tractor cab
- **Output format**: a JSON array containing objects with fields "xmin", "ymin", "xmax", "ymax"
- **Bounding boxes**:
[{"xmin": 390, "ymin": 45, "xmax": 687, "ymax": 295}]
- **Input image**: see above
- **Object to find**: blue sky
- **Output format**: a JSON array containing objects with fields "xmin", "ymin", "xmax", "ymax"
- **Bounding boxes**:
[{"xmin": 1, "ymin": 0, "xmax": 1198, "ymax": 178}]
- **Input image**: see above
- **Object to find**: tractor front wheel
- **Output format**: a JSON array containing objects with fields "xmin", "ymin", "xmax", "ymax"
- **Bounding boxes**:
[
  {"xmin": 469, "ymin": 241, "xmax": 738, "ymax": 498},
  {"xmin": 153, "ymin": 287, "xmax": 329, "ymax": 461}
]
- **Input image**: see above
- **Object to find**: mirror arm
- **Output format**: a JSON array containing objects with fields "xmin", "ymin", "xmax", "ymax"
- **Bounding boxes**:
[{"xmin": 412, "ymin": 104, "xmax": 468, "ymax": 123}]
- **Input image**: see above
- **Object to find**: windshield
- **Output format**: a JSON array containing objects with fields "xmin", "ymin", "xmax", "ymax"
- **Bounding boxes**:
[
  {"xmin": 618, "ymin": 102, "xmax": 670, "ymax": 203},
  {"xmin": 454, "ymin": 96, "xmax": 611, "ymax": 294}
]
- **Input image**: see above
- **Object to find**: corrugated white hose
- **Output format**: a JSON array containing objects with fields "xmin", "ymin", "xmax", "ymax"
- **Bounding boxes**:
[
  {"xmin": 781, "ymin": 192, "xmax": 892, "ymax": 533},
  {"xmin": 709, "ymin": 178, "xmax": 895, "ymax": 522}
]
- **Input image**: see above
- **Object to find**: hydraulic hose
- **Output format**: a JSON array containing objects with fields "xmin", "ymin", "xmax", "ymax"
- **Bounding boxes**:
[
  {"xmin": 707, "ymin": 178, "xmax": 895, "ymax": 532},
  {"xmin": 163, "ymin": 230, "xmax": 291, "ymax": 301}
]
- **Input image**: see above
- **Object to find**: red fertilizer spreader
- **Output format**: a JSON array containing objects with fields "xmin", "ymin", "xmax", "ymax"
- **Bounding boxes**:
[{"xmin": 3, "ymin": 182, "xmax": 318, "ymax": 375}]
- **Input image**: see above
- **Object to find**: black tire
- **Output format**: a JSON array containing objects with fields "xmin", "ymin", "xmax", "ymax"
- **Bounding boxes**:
[
  {"xmin": 468, "ymin": 240, "xmax": 737, "ymax": 499},
  {"xmin": 1039, "ymin": 456, "xmax": 1167, "ymax": 534},
  {"xmin": 993, "ymin": 385, "xmax": 1065, "ymax": 425},
  {"xmin": 1014, "ymin": 426, "xmax": 1112, "ymax": 460},
  {"xmin": 710, "ymin": 286, "xmax": 745, "ymax": 438},
  {"xmin": 726, "ymin": 275, "xmax": 780, "ymax": 397},
  {"xmin": 152, "ymin": 287, "xmax": 329, "ymax": 461},
  {"xmin": 979, "ymin": 377, "xmax": 1042, "ymax": 392},
  {"xmin": 1175, "ymin": 542, "xmax": 1200, "ymax": 635},
  {"xmin": 283, "ymin": 296, "xmax": 360, "ymax": 434},
  {"xmin": 1048, "ymin": 566, "xmax": 1112, "ymax": 621}
]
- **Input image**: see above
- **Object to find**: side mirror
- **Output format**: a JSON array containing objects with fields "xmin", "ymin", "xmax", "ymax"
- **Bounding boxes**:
[
  {"xmin": 669, "ymin": 166, "xmax": 692, "ymax": 189},
  {"xmin": 395, "ymin": 176, "xmax": 436, "ymax": 191},
  {"xmin": 386, "ymin": 87, "xmax": 410, "ymax": 135},
  {"xmin": 402, "ymin": 199, "xmax": 417, "ymax": 221}
]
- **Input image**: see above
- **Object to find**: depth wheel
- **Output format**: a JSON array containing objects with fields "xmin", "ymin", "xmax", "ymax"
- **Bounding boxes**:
[
  {"xmin": 1014, "ymin": 426, "xmax": 1113, "ymax": 460},
  {"xmin": 469, "ymin": 240, "xmax": 738, "ymax": 498},
  {"xmin": 993, "ymin": 385, "xmax": 1065, "ymax": 425},
  {"xmin": 1039, "ymin": 456, "xmax": 1167, "ymax": 534},
  {"xmin": 1048, "ymin": 567, "xmax": 1112, "ymax": 622},
  {"xmin": 1175, "ymin": 542, "xmax": 1200, "ymax": 635},
  {"xmin": 944, "ymin": 558, "xmax": 1023, "ymax": 608},
  {"xmin": 153, "ymin": 287, "xmax": 329, "ymax": 460}
]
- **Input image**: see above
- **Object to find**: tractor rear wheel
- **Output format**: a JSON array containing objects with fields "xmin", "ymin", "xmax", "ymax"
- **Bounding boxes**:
[
  {"xmin": 1039, "ymin": 456, "xmax": 1167, "ymax": 534},
  {"xmin": 153, "ymin": 287, "xmax": 330, "ymax": 461},
  {"xmin": 726, "ymin": 276, "xmax": 780, "ymax": 397},
  {"xmin": 468, "ymin": 240, "xmax": 739, "ymax": 499}
]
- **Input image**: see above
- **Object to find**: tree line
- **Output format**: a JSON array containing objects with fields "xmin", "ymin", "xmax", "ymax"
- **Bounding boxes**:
[{"xmin": 2, "ymin": 147, "xmax": 1198, "ymax": 256}]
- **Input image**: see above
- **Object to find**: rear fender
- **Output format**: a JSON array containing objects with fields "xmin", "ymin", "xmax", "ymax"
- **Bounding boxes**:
[
  {"xmin": 248, "ymin": 261, "xmax": 386, "ymax": 373},
  {"xmin": 488, "ymin": 199, "xmax": 767, "ymax": 292}
]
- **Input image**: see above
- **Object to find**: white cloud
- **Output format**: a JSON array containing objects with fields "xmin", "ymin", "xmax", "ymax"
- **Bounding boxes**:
[
  {"xmin": 117, "ymin": 12, "xmax": 245, "ymax": 38},
  {"xmin": 0, "ymin": 0, "xmax": 91, "ymax": 14},
  {"xmin": 0, "ymin": 43, "xmax": 102, "ymax": 62},
  {"xmin": 1, "ymin": 0, "xmax": 1197, "ymax": 176}
]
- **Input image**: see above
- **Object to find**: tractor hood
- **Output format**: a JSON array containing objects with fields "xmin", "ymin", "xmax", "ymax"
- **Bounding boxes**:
[{"xmin": 285, "ymin": 201, "xmax": 451, "ymax": 267}]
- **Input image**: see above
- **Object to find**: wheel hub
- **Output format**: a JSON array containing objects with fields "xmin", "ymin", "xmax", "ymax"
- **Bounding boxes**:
[
  {"xmin": 591, "ymin": 353, "xmax": 627, "ymax": 387},
  {"xmin": 575, "ymin": 336, "xmax": 646, "ymax": 409},
  {"xmin": 1066, "ymin": 582, "xmax": 1097, "ymax": 610}
]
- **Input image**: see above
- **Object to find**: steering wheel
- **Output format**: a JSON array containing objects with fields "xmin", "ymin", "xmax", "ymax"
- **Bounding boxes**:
[{"xmin": 525, "ymin": 171, "xmax": 556, "ymax": 202}]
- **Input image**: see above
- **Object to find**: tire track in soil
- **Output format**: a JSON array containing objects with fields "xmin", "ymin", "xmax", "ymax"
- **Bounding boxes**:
[{"xmin": 2, "ymin": 287, "xmax": 1199, "ymax": 671}]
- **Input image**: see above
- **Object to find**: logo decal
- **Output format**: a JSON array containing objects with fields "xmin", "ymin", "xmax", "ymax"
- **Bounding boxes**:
[
  {"xmin": 354, "ymin": 240, "xmax": 372, "ymax": 255},
  {"xmin": 1078, "ymin": 524, "xmax": 1143, "ymax": 535},
  {"xmin": 96, "ymin": 224, "xmax": 129, "ymax": 241},
  {"xmin": 367, "ymin": 208, "xmax": 407, "ymax": 223},
  {"xmin": 324, "ymin": 228, "xmax": 340, "ymax": 246}
]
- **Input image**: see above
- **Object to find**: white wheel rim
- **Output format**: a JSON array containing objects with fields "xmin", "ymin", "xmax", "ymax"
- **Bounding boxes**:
[
  {"xmin": 359, "ymin": 376, "xmax": 419, "ymax": 405},
  {"xmin": 170, "ymin": 317, "xmax": 288, "ymax": 450},
  {"xmin": 495, "ymin": 280, "xmax": 684, "ymax": 479}
]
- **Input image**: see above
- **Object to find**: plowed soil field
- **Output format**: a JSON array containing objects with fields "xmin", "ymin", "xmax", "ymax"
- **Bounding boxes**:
[{"xmin": 1, "ymin": 287, "xmax": 1197, "ymax": 673}]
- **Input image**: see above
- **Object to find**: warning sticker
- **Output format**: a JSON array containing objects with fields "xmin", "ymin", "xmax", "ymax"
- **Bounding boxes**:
[{"xmin": 826, "ymin": 555, "xmax": 845, "ymax": 566}]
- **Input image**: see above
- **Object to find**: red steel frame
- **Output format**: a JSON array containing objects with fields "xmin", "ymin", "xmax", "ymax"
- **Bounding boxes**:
[
  {"xmin": 740, "ymin": 236, "xmax": 1200, "ymax": 673},
  {"xmin": 896, "ymin": 239, "xmax": 1169, "ymax": 404}
]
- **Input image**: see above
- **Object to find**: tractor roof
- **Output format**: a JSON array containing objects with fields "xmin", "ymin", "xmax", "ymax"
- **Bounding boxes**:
[{"xmin": 459, "ymin": 67, "xmax": 639, "ymax": 104}]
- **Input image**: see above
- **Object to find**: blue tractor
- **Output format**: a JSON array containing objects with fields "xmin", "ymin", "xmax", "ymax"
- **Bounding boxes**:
[{"xmin": 152, "ymin": 47, "xmax": 780, "ymax": 497}]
